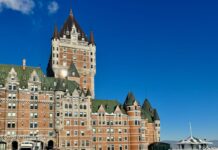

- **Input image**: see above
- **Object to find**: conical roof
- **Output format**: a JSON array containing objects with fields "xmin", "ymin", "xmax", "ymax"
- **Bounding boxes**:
[
  {"xmin": 124, "ymin": 92, "xmax": 137, "ymax": 106},
  {"xmin": 153, "ymin": 109, "xmax": 160, "ymax": 120}
]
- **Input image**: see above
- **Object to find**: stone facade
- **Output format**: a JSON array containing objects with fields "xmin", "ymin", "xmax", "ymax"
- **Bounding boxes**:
[{"xmin": 0, "ymin": 8, "xmax": 160, "ymax": 150}]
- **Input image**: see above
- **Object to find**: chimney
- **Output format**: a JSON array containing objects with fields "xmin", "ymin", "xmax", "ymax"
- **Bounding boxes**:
[{"xmin": 22, "ymin": 59, "xmax": 26, "ymax": 70}]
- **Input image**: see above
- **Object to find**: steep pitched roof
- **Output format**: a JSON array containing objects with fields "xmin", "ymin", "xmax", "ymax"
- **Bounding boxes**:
[
  {"xmin": 141, "ymin": 99, "xmax": 156, "ymax": 123},
  {"xmin": 124, "ymin": 92, "xmax": 137, "ymax": 106},
  {"xmin": 68, "ymin": 63, "xmax": 80, "ymax": 77},
  {"xmin": 92, "ymin": 99, "xmax": 126, "ymax": 114},
  {"xmin": 153, "ymin": 109, "xmax": 160, "ymax": 121},
  {"xmin": 60, "ymin": 10, "xmax": 88, "ymax": 41}
]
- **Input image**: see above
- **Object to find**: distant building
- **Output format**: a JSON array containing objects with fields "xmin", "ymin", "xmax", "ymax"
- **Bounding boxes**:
[{"xmin": 0, "ymin": 7, "xmax": 160, "ymax": 150}]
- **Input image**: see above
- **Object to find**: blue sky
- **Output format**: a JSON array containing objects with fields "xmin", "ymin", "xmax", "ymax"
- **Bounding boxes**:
[{"xmin": 0, "ymin": 0, "xmax": 218, "ymax": 140}]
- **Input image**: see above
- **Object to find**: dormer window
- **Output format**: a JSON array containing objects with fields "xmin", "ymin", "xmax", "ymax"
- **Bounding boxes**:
[
  {"xmin": 72, "ymin": 72, "xmax": 75, "ymax": 76},
  {"xmin": 33, "ymin": 76, "xmax": 37, "ymax": 82},
  {"xmin": 8, "ymin": 84, "xmax": 16, "ymax": 91}
]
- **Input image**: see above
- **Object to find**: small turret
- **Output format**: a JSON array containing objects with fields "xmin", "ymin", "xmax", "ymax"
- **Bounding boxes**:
[
  {"xmin": 53, "ymin": 25, "xmax": 59, "ymax": 40},
  {"xmin": 89, "ymin": 31, "xmax": 95, "ymax": 45}
]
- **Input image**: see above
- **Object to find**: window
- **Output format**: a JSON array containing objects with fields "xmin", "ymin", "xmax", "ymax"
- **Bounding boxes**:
[
  {"xmin": 74, "ymin": 120, "xmax": 78, "ymax": 125},
  {"xmin": 49, "ymin": 123, "xmax": 53, "ymax": 128},
  {"xmin": 93, "ymin": 137, "xmax": 96, "ymax": 142},
  {"xmin": 8, "ymin": 94, "xmax": 16, "ymax": 99},
  {"xmin": 74, "ymin": 130, "xmax": 78, "ymax": 136},
  {"xmin": 66, "ymin": 141, "xmax": 70, "ymax": 147},
  {"xmin": 30, "ymin": 122, "xmax": 38, "ymax": 128},
  {"xmin": 8, "ymin": 84, "xmax": 16, "ymax": 91},
  {"xmin": 119, "ymin": 137, "xmax": 122, "ymax": 142},
  {"xmin": 7, "ymin": 122, "xmax": 15, "ymax": 128},
  {"xmin": 8, "ymin": 112, "xmax": 16, "ymax": 117},
  {"xmin": 31, "ymin": 85, "xmax": 38, "ymax": 92},
  {"xmin": 30, "ymin": 103, "xmax": 38, "ymax": 109},
  {"xmin": 81, "ymin": 121, "xmax": 85, "ymax": 126},
  {"xmin": 49, "ymin": 105, "xmax": 53, "ymax": 110},
  {"xmin": 118, "ymin": 129, "xmax": 122, "ymax": 133},
  {"xmin": 66, "ymin": 120, "xmax": 70, "ymax": 125},
  {"xmin": 65, "ymin": 104, "xmax": 68, "ymax": 109},
  {"xmin": 81, "ymin": 131, "xmax": 85, "ymax": 136},
  {"xmin": 8, "ymin": 103, "xmax": 16, "ymax": 109},
  {"xmin": 30, "ymin": 113, "xmax": 38, "ymax": 118},
  {"xmin": 49, "ymin": 131, "xmax": 53, "ymax": 136},
  {"xmin": 135, "ymin": 120, "xmax": 140, "ymax": 125},
  {"xmin": 30, "ymin": 95, "xmax": 38, "ymax": 100},
  {"xmin": 92, "ymin": 120, "xmax": 96, "ymax": 125},
  {"xmin": 66, "ymin": 131, "xmax": 70, "ymax": 136}
]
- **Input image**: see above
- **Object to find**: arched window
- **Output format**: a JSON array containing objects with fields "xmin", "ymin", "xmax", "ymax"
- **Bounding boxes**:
[
  {"xmin": 84, "ymin": 105, "xmax": 87, "ymax": 109},
  {"xmin": 80, "ymin": 105, "xmax": 83, "ymax": 109},
  {"xmin": 74, "ymin": 104, "xmax": 78, "ymax": 109}
]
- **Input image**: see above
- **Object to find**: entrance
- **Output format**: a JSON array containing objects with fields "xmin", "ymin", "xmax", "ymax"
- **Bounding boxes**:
[
  {"xmin": 12, "ymin": 141, "xmax": 18, "ymax": 150},
  {"xmin": 47, "ymin": 140, "xmax": 54, "ymax": 150}
]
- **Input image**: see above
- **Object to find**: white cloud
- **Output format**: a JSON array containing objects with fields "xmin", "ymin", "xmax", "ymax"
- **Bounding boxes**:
[
  {"xmin": 48, "ymin": 1, "xmax": 58, "ymax": 14},
  {"xmin": 0, "ymin": 0, "xmax": 35, "ymax": 14}
]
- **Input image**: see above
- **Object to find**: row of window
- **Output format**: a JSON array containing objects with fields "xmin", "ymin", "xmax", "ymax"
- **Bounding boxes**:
[
  {"xmin": 92, "ymin": 120, "xmax": 128, "ymax": 126},
  {"xmin": 93, "ymin": 128, "xmax": 128, "ymax": 134},
  {"xmin": 93, "ymin": 136, "xmax": 128, "ymax": 142},
  {"xmin": 64, "ymin": 104, "xmax": 87, "ymax": 109}
]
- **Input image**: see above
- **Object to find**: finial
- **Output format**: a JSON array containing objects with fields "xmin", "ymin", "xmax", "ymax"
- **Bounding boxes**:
[
  {"xmin": 70, "ymin": 8, "xmax": 73, "ymax": 16},
  {"xmin": 89, "ymin": 31, "xmax": 95, "ymax": 45},
  {"xmin": 53, "ymin": 24, "xmax": 59, "ymax": 40}
]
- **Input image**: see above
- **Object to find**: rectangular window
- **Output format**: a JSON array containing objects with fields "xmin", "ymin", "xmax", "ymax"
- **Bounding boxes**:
[{"xmin": 66, "ymin": 131, "xmax": 70, "ymax": 136}]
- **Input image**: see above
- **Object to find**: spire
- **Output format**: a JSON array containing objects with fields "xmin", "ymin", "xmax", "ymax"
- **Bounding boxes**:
[
  {"xmin": 124, "ymin": 92, "xmax": 136, "ymax": 106},
  {"xmin": 89, "ymin": 31, "xmax": 95, "ymax": 45},
  {"xmin": 53, "ymin": 25, "xmax": 59, "ymax": 40}
]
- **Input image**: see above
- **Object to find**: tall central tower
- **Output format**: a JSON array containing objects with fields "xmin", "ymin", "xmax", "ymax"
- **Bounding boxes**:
[{"xmin": 47, "ymin": 9, "xmax": 96, "ymax": 97}]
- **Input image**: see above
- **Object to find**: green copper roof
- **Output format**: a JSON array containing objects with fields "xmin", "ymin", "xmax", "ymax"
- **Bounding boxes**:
[
  {"xmin": 124, "ymin": 92, "xmax": 136, "ymax": 106},
  {"xmin": 92, "ymin": 99, "xmax": 126, "ymax": 114},
  {"xmin": 141, "ymin": 99, "xmax": 160, "ymax": 123},
  {"xmin": 0, "ymin": 64, "xmax": 80, "ymax": 93},
  {"xmin": 0, "ymin": 64, "xmax": 44, "ymax": 87},
  {"xmin": 153, "ymin": 109, "xmax": 160, "ymax": 121}
]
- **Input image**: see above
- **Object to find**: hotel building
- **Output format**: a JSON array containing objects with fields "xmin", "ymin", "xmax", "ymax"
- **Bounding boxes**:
[{"xmin": 0, "ymin": 8, "xmax": 160, "ymax": 150}]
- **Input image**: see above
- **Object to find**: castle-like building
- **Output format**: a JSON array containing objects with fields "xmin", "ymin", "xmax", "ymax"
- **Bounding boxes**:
[{"xmin": 0, "ymin": 8, "xmax": 160, "ymax": 150}]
